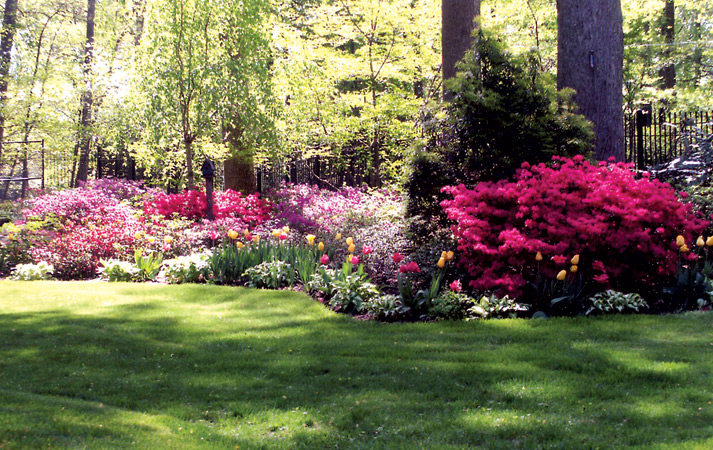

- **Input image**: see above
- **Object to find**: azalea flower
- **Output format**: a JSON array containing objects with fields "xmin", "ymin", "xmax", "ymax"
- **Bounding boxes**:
[
  {"xmin": 449, "ymin": 280, "xmax": 462, "ymax": 292},
  {"xmin": 552, "ymin": 255, "xmax": 567, "ymax": 265},
  {"xmin": 593, "ymin": 273, "xmax": 609, "ymax": 284},
  {"xmin": 392, "ymin": 253, "xmax": 405, "ymax": 264}
]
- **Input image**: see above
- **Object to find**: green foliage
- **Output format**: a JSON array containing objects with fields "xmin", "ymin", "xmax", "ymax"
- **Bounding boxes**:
[
  {"xmin": 98, "ymin": 260, "xmax": 138, "ymax": 282},
  {"xmin": 428, "ymin": 290, "xmax": 475, "ymax": 321},
  {"xmin": 364, "ymin": 294, "xmax": 402, "ymax": 321},
  {"xmin": 243, "ymin": 260, "xmax": 294, "ymax": 289},
  {"xmin": 587, "ymin": 290, "xmax": 648, "ymax": 315},
  {"xmin": 315, "ymin": 262, "xmax": 379, "ymax": 313},
  {"xmin": 133, "ymin": 249, "xmax": 164, "ymax": 282},
  {"xmin": 9, "ymin": 261, "xmax": 54, "ymax": 281},
  {"xmin": 398, "ymin": 268, "xmax": 445, "ymax": 317},
  {"xmin": 161, "ymin": 252, "xmax": 211, "ymax": 284},
  {"xmin": 468, "ymin": 292, "xmax": 529, "ymax": 320},
  {"xmin": 442, "ymin": 27, "xmax": 593, "ymax": 184}
]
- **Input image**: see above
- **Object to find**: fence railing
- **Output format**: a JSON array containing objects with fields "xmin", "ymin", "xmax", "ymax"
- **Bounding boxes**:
[{"xmin": 625, "ymin": 107, "xmax": 713, "ymax": 169}]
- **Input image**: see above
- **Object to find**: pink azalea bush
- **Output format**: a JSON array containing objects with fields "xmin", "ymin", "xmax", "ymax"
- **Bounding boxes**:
[
  {"xmin": 144, "ymin": 188, "xmax": 272, "ymax": 227},
  {"xmin": 441, "ymin": 155, "xmax": 708, "ymax": 298}
]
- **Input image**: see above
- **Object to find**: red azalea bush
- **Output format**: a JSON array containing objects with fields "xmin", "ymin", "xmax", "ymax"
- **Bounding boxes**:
[
  {"xmin": 441, "ymin": 155, "xmax": 708, "ymax": 298},
  {"xmin": 144, "ymin": 188, "xmax": 272, "ymax": 227}
]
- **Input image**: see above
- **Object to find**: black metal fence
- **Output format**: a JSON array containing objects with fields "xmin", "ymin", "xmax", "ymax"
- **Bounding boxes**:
[
  {"xmin": 255, "ymin": 155, "xmax": 372, "ymax": 193},
  {"xmin": 625, "ymin": 107, "xmax": 713, "ymax": 169}
]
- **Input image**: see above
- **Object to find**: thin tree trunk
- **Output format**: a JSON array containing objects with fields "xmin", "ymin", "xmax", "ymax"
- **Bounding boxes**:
[
  {"xmin": 75, "ymin": 0, "xmax": 96, "ymax": 186},
  {"xmin": 441, "ymin": 0, "xmax": 480, "ymax": 99},
  {"xmin": 0, "ymin": 0, "xmax": 19, "ymax": 161},
  {"xmin": 223, "ymin": 122, "xmax": 256, "ymax": 193},
  {"xmin": 557, "ymin": 0, "xmax": 624, "ymax": 161},
  {"xmin": 659, "ymin": 0, "xmax": 675, "ymax": 90},
  {"xmin": 184, "ymin": 136, "xmax": 194, "ymax": 190}
]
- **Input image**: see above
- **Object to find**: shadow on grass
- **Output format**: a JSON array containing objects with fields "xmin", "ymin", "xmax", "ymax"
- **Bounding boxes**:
[{"xmin": 1, "ymin": 282, "xmax": 713, "ymax": 448}]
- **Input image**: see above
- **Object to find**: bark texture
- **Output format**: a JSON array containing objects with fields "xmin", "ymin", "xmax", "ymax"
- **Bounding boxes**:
[
  {"xmin": 223, "ymin": 122, "xmax": 256, "ymax": 193},
  {"xmin": 441, "ymin": 0, "xmax": 480, "ymax": 98},
  {"xmin": 557, "ymin": 0, "xmax": 624, "ymax": 161},
  {"xmin": 0, "ymin": 0, "xmax": 18, "ymax": 160},
  {"xmin": 74, "ymin": 0, "xmax": 96, "ymax": 186},
  {"xmin": 659, "ymin": 0, "xmax": 675, "ymax": 89}
]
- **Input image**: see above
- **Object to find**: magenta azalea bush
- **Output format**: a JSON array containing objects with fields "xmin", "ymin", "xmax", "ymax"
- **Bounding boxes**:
[
  {"xmin": 144, "ymin": 188, "xmax": 271, "ymax": 227},
  {"xmin": 442, "ymin": 156, "xmax": 708, "ymax": 297}
]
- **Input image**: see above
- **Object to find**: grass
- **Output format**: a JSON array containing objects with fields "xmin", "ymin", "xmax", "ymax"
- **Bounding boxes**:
[{"xmin": 1, "ymin": 281, "xmax": 713, "ymax": 449}]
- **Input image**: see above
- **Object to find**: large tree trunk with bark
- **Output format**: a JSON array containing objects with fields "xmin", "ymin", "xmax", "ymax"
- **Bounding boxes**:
[
  {"xmin": 557, "ymin": 0, "xmax": 624, "ymax": 161},
  {"xmin": 441, "ymin": 0, "xmax": 480, "ymax": 99},
  {"xmin": 223, "ymin": 122, "xmax": 256, "ymax": 193},
  {"xmin": 659, "ymin": 0, "xmax": 675, "ymax": 90},
  {"xmin": 74, "ymin": 0, "xmax": 96, "ymax": 186},
  {"xmin": 0, "ymin": 0, "xmax": 18, "ymax": 161}
]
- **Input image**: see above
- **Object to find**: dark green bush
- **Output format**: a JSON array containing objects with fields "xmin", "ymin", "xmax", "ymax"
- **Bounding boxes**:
[{"xmin": 406, "ymin": 27, "xmax": 593, "ymax": 238}]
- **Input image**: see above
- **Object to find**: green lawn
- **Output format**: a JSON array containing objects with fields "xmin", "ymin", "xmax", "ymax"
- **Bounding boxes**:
[{"xmin": 1, "ymin": 281, "xmax": 713, "ymax": 448}]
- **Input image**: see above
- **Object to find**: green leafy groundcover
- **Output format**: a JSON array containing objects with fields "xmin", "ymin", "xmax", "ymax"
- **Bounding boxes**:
[{"xmin": 1, "ymin": 281, "xmax": 713, "ymax": 449}]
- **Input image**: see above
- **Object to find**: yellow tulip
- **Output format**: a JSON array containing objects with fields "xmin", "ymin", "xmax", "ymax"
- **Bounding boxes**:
[
  {"xmin": 252, "ymin": 235, "xmax": 260, "ymax": 243},
  {"xmin": 346, "ymin": 237, "xmax": 354, "ymax": 246},
  {"xmin": 227, "ymin": 229, "xmax": 239, "ymax": 240},
  {"xmin": 237, "ymin": 242, "xmax": 245, "ymax": 249},
  {"xmin": 570, "ymin": 254, "xmax": 580, "ymax": 265},
  {"xmin": 441, "ymin": 251, "xmax": 447, "ymax": 260},
  {"xmin": 676, "ymin": 235, "xmax": 685, "ymax": 247},
  {"xmin": 535, "ymin": 251, "xmax": 543, "ymax": 262},
  {"xmin": 282, "ymin": 226, "xmax": 290, "ymax": 233},
  {"xmin": 446, "ymin": 251, "xmax": 455, "ymax": 261},
  {"xmin": 243, "ymin": 229, "xmax": 250, "ymax": 237},
  {"xmin": 680, "ymin": 244, "xmax": 690, "ymax": 253},
  {"xmin": 437, "ymin": 257, "xmax": 446, "ymax": 268},
  {"xmin": 134, "ymin": 231, "xmax": 142, "ymax": 240},
  {"xmin": 306, "ymin": 234, "xmax": 316, "ymax": 246},
  {"xmin": 147, "ymin": 236, "xmax": 155, "ymax": 244},
  {"xmin": 335, "ymin": 232, "xmax": 342, "ymax": 240},
  {"xmin": 697, "ymin": 236, "xmax": 705, "ymax": 247},
  {"xmin": 164, "ymin": 236, "xmax": 173, "ymax": 244},
  {"xmin": 348, "ymin": 243, "xmax": 356, "ymax": 253},
  {"xmin": 272, "ymin": 229, "xmax": 281, "ymax": 237},
  {"xmin": 318, "ymin": 242, "xmax": 325, "ymax": 252},
  {"xmin": 570, "ymin": 265, "xmax": 578, "ymax": 273},
  {"xmin": 556, "ymin": 270, "xmax": 567, "ymax": 281},
  {"xmin": 707, "ymin": 237, "xmax": 713, "ymax": 247}
]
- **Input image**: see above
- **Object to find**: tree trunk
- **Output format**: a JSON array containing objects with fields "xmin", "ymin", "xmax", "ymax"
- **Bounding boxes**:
[
  {"xmin": 223, "ymin": 122, "xmax": 256, "ymax": 193},
  {"xmin": 75, "ymin": 0, "xmax": 96, "ymax": 186},
  {"xmin": 184, "ymin": 137, "xmax": 194, "ymax": 190},
  {"xmin": 441, "ymin": 0, "xmax": 480, "ymax": 99},
  {"xmin": 557, "ymin": 0, "xmax": 624, "ymax": 161},
  {"xmin": 659, "ymin": 0, "xmax": 675, "ymax": 90},
  {"xmin": 0, "ymin": 0, "xmax": 18, "ymax": 161}
]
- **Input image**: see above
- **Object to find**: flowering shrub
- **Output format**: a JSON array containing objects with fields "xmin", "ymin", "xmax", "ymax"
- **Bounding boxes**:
[
  {"xmin": 144, "ymin": 188, "xmax": 272, "ymax": 226},
  {"xmin": 79, "ymin": 177, "xmax": 150, "ymax": 201},
  {"xmin": 442, "ymin": 156, "xmax": 708, "ymax": 298},
  {"xmin": 268, "ymin": 183, "xmax": 405, "ymax": 233},
  {"xmin": 23, "ymin": 188, "xmax": 138, "ymax": 226}
]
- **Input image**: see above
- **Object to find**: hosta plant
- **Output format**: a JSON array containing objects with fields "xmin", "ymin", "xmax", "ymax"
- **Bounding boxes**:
[
  {"xmin": 242, "ymin": 260, "xmax": 294, "ymax": 289},
  {"xmin": 10, "ymin": 261, "xmax": 54, "ymax": 281},
  {"xmin": 134, "ymin": 249, "xmax": 164, "ymax": 282},
  {"xmin": 428, "ymin": 290, "xmax": 475, "ymax": 321},
  {"xmin": 161, "ymin": 253, "xmax": 211, "ymax": 284},
  {"xmin": 468, "ymin": 293, "xmax": 529, "ymax": 319},
  {"xmin": 586, "ymin": 290, "xmax": 648, "ymax": 315},
  {"xmin": 365, "ymin": 294, "xmax": 402, "ymax": 321},
  {"xmin": 98, "ymin": 260, "xmax": 138, "ymax": 282}
]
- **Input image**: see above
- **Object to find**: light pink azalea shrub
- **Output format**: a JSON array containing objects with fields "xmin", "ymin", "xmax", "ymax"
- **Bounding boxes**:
[{"xmin": 442, "ymin": 156, "xmax": 708, "ymax": 298}]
